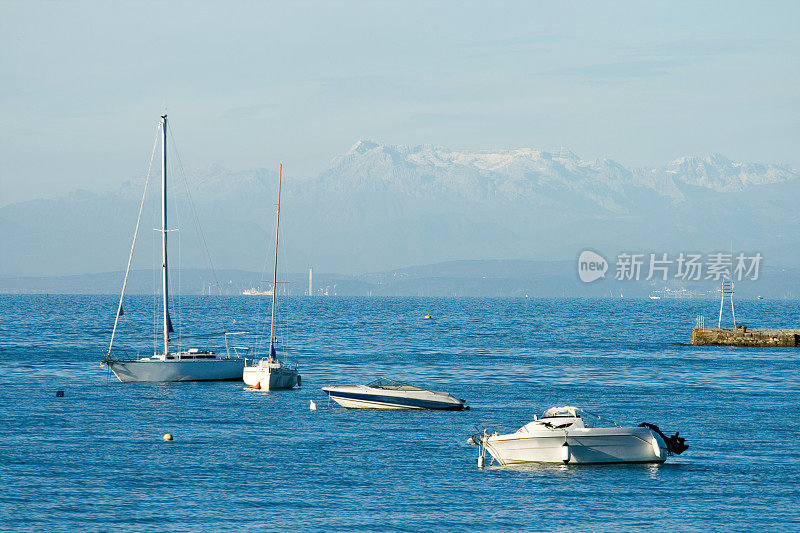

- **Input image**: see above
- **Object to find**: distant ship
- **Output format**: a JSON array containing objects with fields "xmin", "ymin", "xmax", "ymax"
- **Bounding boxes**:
[
  {"xmin": 648, "ymin": 287, "xmax": 705, "ymax": 300},
  {"xmin": 242, "ymin": 287, "xmax": 274, "ymax": 296}
]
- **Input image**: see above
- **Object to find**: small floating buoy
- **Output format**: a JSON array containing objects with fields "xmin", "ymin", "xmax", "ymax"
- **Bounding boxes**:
[
  {"xmin": 253, "ymin": 382, "xmax": 261, "ymax": 390},
  {"xmin": 163, "ymin": 433, "xmax": 173, "ymax": 441},
  {"xmin": 424, "ymin": 315, "xmax": 432, "ymax": 319},
  {"xmin": 477, "ymin": 455, "xmax": 485, "ymax": 468},
  {"xmin": 309, "ymin": 400, "xmax": 317, "ymax": 411},
  {"xmin": 56, "ymin": 390, "xmax": 65, "ymax": 398},
  {"xmin": 561, "ymin": 442, "xmax": 571, "ymax": 463}
]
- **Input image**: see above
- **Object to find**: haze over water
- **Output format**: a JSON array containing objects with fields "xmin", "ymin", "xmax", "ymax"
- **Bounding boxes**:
[{"xmin": 1, "ymin": 295, "xmax": 798, "ymax": 531}]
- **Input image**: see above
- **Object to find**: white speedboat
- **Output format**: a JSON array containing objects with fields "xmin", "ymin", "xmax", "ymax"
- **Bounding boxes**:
[
  {"xmin": 322, "ymin": 378, "xmax": 467, "ymax": 410},
  {"xmin": 242, "ymin": 163, "xmax": 300, "ymax": 391},
  {"xmin": 103, "ymin": 115, "xmax": 244, "ymax": 382},
  {"xmin": 469, "ymin": 406, "xmax": 687, "ymax": 465}
]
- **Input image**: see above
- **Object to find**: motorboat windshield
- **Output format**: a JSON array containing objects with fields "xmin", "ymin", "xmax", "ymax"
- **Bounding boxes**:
[{"xmin": 366, "ymin": 378, "xmax": 426, "ymax": 391}]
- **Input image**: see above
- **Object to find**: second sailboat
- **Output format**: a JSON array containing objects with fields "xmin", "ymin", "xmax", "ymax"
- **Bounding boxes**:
[{"xmin": 242, "ymin": 163, "xmax": 300, "ymax": 390}]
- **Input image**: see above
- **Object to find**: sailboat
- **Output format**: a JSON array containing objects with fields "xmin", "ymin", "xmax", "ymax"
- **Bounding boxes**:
[
  {"xmin": 103, "ymin": 114, "xmax": 245, "ymax": 382},
  {"xmin": 242, "ymin": 163, "xmax": 301, "ymax": 391}
]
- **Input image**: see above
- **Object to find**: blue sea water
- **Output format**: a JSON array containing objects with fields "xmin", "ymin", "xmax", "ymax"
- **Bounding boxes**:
[{"xmin": 0, "ymin": 294, "xmax": 798, "ymax": 532}]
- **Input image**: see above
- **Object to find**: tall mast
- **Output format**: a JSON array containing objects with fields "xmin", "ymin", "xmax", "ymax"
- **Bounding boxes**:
[
  {"xmin": 268, "ymin": 163, "xmax": 282, "ymax": 362},
  {"xmin": 161, "ymin": 114, "xmax": 170, "ymax": 355}
]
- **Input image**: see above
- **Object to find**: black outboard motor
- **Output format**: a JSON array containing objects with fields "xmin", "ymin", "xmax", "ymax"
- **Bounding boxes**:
[{"xmin": 639, "ymin": 422, "xmax": 689, "ymax": 455}]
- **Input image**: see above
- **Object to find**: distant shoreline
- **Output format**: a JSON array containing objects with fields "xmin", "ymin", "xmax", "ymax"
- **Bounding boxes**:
[{"xmin": 1, "ymin": 261, "xmax": 796, "ymax": 299}]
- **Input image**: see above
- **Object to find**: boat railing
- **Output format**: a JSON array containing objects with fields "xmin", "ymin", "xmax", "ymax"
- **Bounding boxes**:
[
  {"xmin": 230, "ymin": 345, "xmax": 253, "ymax": 358},
  {"xmin": 472, "ymin": 413, "xmax": 612, "ymax": 437},
  {"xmin": 473, "ymin": 420, "xmax": 530, "ymax": 436},
  {"xmin": 103, "ymin": 346, "xmax": 146, "ymax": 361},
  {"xmin": 572, "ymin": 408, "xmax": 621, "ymax": 427},
  {"xmin": 174, "ymin": 352, "xmax": 217, "ymax": 360},
  {"xmin": 471, "ymin": 422, "xmax": 565, "ymax": 442},
  {"xmin": 244, "ymin": 357, "xmax": 298, "ymax": 369}
]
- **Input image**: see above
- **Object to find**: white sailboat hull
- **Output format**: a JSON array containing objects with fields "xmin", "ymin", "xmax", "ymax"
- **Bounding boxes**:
[
  {"xmin": 483, "ymin": 426, "xmax": 668, "ymax": 465},
  {"xmin": 322, "ymin": 384, "xmax": 466, "ymax": 410},
  {"xmin": 107, "ymin": 358, "xmax": 245, "ymax": 383},
  {"xmin": 243, "ymin": 360, "xmax": 299, "ymax": 390}
]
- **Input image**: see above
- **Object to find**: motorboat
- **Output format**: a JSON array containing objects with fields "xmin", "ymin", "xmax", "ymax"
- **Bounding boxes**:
[
  {"xmin": 241, "ymin": 163, "xmax": 300, "ymax": 391},
  {"xmin": 103, "ymin": 115, "xmax": 244, "ymax": 382},
  {"xmin": 469, "ymin": 406, "xmax": 687, "ymax": 465},
  {"xmin": 322, "ymin": 378, "xmax": 467, "ymax": 410}
]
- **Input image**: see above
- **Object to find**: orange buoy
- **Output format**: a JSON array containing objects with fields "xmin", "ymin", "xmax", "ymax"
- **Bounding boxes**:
[{"xmin": 253, "ymin": 382, "xmax": 261, "ymax": 390}]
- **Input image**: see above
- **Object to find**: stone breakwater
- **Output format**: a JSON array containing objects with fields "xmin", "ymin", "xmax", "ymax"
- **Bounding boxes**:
[{"xmin": 691, "ymin": 327, "xmax": 800, "ymax": 347}]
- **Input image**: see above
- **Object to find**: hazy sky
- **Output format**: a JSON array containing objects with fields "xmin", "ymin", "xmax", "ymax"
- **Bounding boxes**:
[{"xmin": 2, "ymin": 1, "xmax": 798, "ymax": 206}]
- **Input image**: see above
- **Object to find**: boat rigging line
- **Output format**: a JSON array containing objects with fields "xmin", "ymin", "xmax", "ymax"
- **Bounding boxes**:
[
  {"xmin": 106, "ymin": 120, "xmax": 160, "ymax": 360},
  {"xmin": 168, "ymin": 125, "xmax": 229, "ymax": 335}
]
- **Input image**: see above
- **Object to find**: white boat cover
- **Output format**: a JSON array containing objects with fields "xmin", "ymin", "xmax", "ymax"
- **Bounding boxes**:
[{"xmin": 543, "ymin": 406, "xmax": 579, "ymax": 418}]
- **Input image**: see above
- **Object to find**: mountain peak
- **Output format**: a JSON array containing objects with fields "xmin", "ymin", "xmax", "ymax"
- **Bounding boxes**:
[
  {"xmin": 552, "ymin": 147, "xmax": 580, "ymax": 161},
  {"xmin": 663, "ymin": 153, "xmax": 796, "ymax": 191},
  {"xmin": 348, "ymin": 140, "xmax": 379, "ymax": 155}
]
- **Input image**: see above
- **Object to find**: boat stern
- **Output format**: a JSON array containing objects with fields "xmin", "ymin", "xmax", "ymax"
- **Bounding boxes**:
[{"xmin": 243, "ymin": 360, "xmax": 300, "ymax": 390}]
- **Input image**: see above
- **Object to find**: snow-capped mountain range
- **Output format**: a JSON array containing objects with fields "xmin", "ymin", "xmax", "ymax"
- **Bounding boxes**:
[
  {"xmin": 319, "ymin": 140, "xmax": 796, "ymax": 207},
  {"xmin": 1, "ymin": 141, "xmax": 797, "ymax": 277}
]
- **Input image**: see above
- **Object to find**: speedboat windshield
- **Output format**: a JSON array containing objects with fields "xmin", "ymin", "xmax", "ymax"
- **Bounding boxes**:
[{"xmin": 366, "ymin": 377, "xmax": 425, "ymax": 391}]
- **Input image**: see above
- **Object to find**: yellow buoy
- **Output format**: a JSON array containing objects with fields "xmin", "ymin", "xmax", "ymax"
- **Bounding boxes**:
[
  {"xmin": 163, "ymin": 433, "xmax": 173, "ymax": 441},
  {"xmin": 424, "ymin": 315, "xmax": 432, "ymax": 319}
]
